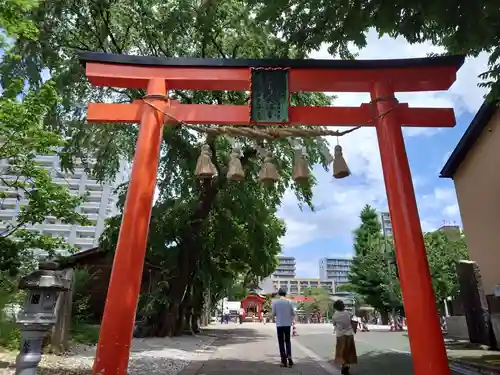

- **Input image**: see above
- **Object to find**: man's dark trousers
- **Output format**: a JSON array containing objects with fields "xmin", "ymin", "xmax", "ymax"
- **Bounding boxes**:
[{"xmin": 276, "ymin": 326, "xmax": 292, "ymax": 362}]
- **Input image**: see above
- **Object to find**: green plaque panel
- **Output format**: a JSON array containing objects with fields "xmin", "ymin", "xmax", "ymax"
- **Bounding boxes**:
[{"xmin": 250, "ymin": 68, "xmax": 289, "ymax": 123}]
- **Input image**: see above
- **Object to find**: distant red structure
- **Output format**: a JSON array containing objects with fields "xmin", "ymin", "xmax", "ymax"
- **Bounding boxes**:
[{"xmin": 241, "ymin": 293, "xmax": 266, "ymax": 321}]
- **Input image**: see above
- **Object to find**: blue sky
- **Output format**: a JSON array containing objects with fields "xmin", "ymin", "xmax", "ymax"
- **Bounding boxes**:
[{"xmin": 278, "ymin": 29, "xmax": 489, "ymax": 277}]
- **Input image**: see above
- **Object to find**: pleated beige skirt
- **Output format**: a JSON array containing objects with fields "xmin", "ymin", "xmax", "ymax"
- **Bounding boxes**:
[{"xmin": 334, "ymin": 335, "xmax": 358, "ymax": 365}]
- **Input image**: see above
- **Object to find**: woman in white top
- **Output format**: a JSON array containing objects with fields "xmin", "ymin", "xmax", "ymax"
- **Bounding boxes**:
[{"xmin": 331, "ymin": 300, "xmax": 357, "ymax": 375}]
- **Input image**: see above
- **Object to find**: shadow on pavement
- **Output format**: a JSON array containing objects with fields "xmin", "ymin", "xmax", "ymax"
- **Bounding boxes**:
[
  {"xmin": 180, "ymin": 327, "xmax": 335, "ymax": 375},
  {"xmin": 354, "ymin": 350, "xmax": 414, "ymax": 375},
  {"xmin": 188, "ymin": 358, "xmax": 330, "ymax": 375}
]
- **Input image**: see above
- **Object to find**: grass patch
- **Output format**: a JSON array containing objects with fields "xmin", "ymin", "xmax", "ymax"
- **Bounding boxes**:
[
  {"xmin": 0, "ymin": 319, "xmax": 20, "ymax": 351},
  {"xmin": 71, "ymin": 323, "xmax": 100, "ymax": 345}
]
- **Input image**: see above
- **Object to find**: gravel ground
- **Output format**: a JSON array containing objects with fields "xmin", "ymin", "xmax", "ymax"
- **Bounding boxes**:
[{"xmin": 0, "ymin": 333, "xmax": 217, "ymax": 375}]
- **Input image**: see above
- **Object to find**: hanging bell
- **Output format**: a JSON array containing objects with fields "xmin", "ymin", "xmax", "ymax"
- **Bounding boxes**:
[
  {"xmin": 258, "ymin": 152, "xmax": 280, "ymax": 186},
  {"xmin": 333, "ymin": 144, "xmax": 350, "ymax": 179},
  {"xmin": 227, "ymin": 148, "xmax": 245, "ymax": 181},
  {"xmin": 195, "ymin": 144, "xmax": 217, "ymax": 179},
  {"xmin": 292, "ymin": 149, "xmax": 309, "ymax": 183}
]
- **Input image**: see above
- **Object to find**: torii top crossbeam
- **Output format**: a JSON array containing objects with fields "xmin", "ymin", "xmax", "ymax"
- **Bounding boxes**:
[
  {"xmin": 80, "ymin": 51, "xmax": 465, "ymax": 375},
  {"xmin": 81, "ymin": 51, "xmax": 464, "ymax": 127}
]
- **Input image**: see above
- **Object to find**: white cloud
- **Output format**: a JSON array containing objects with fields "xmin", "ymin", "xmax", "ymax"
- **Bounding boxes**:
[
  {"xmin": 418, "ymin": 186, "xmax": 462, "ymax": 226},
  {"xmin": 279, "ymin": 28, "xmax": 486, "ymax": 268},
  {"xmin": 279, "ymin": 217, "xmax": 318, "ymax": 248}
]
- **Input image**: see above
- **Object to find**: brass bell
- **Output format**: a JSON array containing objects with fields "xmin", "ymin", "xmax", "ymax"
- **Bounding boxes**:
[
  {"xmin": 195, "ymin": 144, "xmax": 217, "ymax": 179},
  {"xmin": 292, "ymin": 149, "xmax": 309, "ymax": 183},
  {"xmin": 227, "ymin": 148, "xmax": 245, "ymax": 181},
  {"xmin": 333, "ymin": 144, "xmax": 350, "ymax": 179},
  {"xmin": 258, "ymin": 152, "xmax": 279, "ymax": 186}
]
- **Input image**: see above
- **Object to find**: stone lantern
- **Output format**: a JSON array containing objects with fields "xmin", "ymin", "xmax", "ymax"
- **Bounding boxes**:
[{"xmin": 15, "ymin": 261, "xmax": 70, "ymax": 375}]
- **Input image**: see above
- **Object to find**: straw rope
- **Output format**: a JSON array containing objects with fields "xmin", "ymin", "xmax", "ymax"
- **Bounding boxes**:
[{"xmin": 142, "ymin": 94, "xmax": 398, "ymax": 140}]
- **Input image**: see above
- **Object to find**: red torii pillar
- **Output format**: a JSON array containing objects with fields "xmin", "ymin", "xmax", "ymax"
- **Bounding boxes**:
[{"xmin": 79, "ymin": 52, "xmax": 464, "ymax": 375}]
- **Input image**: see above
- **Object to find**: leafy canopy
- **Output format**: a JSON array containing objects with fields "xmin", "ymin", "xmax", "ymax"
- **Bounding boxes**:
[
  {"xmin": 348, "ymin": 205, "xmax": 401, "ymax": 311},
  {"xmin": 0, "ymin": 80, "xmax": 88, "ymax": 276},
  {"xmin": 3, "ymin": 0, "xmax": 337, "ymax": 334},
  {"xmin": 0, "ymin": 0, "xmax": 39, "ymax": 48},
  {"xmin": 250, "ymin": 0, "xmax": 500, "ymax": 99},
  {"xmin": 349, "ymin": 205, "xmax": 469, "ymax": 312},
  {"xmin": 424, "ymin": 229, "xmax": 468, "ymax": 301},
  {"xmin": 301, "ymin": 287, "xmax": 332, "ymax": 315},
  {"xmin": 353, "ymin": 204, "xmax": 382, "ymax": 256}
]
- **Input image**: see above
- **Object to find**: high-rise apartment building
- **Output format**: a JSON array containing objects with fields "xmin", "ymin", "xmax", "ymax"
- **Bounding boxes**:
[
  {"xmin": 272, "ymin": 256, "xmax": 296, "ymax": 278},
  {"xmin": 0, "ymin": 154, "xmax": 129, "ymax": 256},
  {"xmin": 319, "ymin": 258, "xmax": 352, "ymax": 286},
  {"xmin": 380, "ymin": 211, "xmax": 393, "ymax": 238}
]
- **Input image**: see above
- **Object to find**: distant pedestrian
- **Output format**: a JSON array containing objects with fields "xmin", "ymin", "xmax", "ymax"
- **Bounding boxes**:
[
  {"xmin": 272, "ymin": 288, "xmax": 295, "ymax": 368},
  {"xmin": 223, "ymin": 307, "xmax": 230, "ymax": 324},
  {"xmin": 332, "ymin": 300, "xmax": 357, "ymax": 375},
  {"xmin": 239, "ymin": 307, "xmax": 244, "ymax": 324}
]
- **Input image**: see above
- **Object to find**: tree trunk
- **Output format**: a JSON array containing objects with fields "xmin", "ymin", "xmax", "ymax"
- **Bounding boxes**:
[
  {"xmin": 191, "ymin": 312, "xmax": 200, "ymax": 333},
  {"xmin": 380, "ymin": 310, "xmax": 389, "ymax": 325},
  {"xmin": 191, "ymin": 281, "xmax": 204, "ymax": 334},
  {"xmin": 151, "ymin": 301, "xmax": 179, "ymax": 337},
  {"xmin": 175, "ymin": 303, "xmax": 184, "ymax": 336},
  {"xmin": 151, "ymin": 160, "xmax": 229, "ymax": 336},
  {"xmin": 184, "ymin": 308, "xmax": 193, "ymax": 334},
  {"xmin": 152, "ymin": 251, "xmax": 193, "ymax": 337}
]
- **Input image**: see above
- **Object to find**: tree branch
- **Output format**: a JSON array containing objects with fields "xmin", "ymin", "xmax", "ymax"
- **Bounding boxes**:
[
  {"xmin": 210, "ymin": 34, "xmax": 227, "ymax": 58},
  {"xmin": 102, "ymin": 8, "xmax": 123, "ymax": 54}
]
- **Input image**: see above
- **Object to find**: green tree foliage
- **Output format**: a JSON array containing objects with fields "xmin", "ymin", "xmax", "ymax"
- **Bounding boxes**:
[
  {"xmin": 335, "ymin": 283, "xmax": 355, "ymax": 293},
  {"xmin": 250, "ymin": 0, "xmax": 500, "ymax": 98},
  {"xmin": 353, "ymin": 205, "xmax": 382, "ymax": 256},
  {"xmin": 0, "ymin": 80, "xmax": 88, "ymax": 276},
  {"xmin": 425, "ymin": 229, "xmax": 468, "ymax": 302},
  {"xmin": 349, "ymin": 205, "xmax": 401, "ymax": 318},
  {"xmin": 226, "ymin": 282, "xmax": 250, "ymax": 301},
  {"xmin": 301, "ymin": 287, "xmax": 332, "ymax": 315},
  {"xmin": 349, "ymin": 205, "xmax": 469, "ymax": 318},
  {"xmin": 0, "ymin": 0, "xmax": 39, "ymax": 47},
  {"xmin": 349, "ymin": 238, "xmax": 401, "ymax": 316},
  {"xmin": 0, "ymin": 0, "xmax": 87, "ymax": 313},
  {"xmin": 4, "ymin": 0, "xmax": 333, "ymax": 336}
]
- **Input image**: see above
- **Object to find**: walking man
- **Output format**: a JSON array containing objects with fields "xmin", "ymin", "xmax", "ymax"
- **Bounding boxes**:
[{"xmin": 272, "ymin": 288, "xmax": 295, "ymax": 367}]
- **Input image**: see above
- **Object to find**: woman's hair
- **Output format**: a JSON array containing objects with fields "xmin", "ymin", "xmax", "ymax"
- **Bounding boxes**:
[
  {"xmin": 333, "ymin": 299, "xmax": 345, "ymax": 311},
  {"xmin": 278, "ymin": 288, "xmax": 287, "ymax": 297}
]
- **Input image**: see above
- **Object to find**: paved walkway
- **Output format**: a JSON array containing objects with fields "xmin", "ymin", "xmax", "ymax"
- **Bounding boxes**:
[{"xmin": 180, "ymin": 323, "xmax": 339, "ymax": 375}]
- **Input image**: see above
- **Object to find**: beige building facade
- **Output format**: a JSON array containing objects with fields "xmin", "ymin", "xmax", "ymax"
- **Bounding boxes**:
[
  {"xmin": 440, "ymin": 100, "xmax": 500, "ymax": 296},
  {"xmin": 271, "ymin": 277, "xmax": 334, "ymax": 296}
]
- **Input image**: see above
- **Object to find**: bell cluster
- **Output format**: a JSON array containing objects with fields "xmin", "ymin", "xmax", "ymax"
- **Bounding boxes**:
[{"xmin": 194, "ymin": 142, "xmax": 350, "ymax": 184}]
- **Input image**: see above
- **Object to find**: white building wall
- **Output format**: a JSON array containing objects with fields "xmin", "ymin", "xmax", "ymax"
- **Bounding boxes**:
[
  {"xmin": 0, "ymin": 153, "xmax": 129, "ymax": 256},
  {"xmin": 271, "ymin": 277, "xmax": 335, "ymax": 296},
  {"xmin": 319, "ymin": 257, "xmax": 352, "ymax": 285},
  {"xmin": 272, "ymin": 256, "xmax": 296, "ymax": 278},
  {"xmin": 381, "ymin": 211, "xmax": 393, "ymax": 238}
]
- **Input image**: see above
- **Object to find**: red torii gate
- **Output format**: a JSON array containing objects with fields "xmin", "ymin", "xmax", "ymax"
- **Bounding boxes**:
[{"xmin": 79, "ymin": 51, "xmax": 464, "ymax": 375}]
